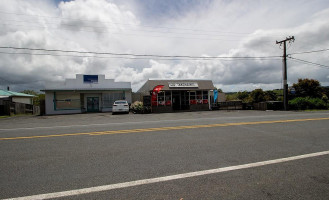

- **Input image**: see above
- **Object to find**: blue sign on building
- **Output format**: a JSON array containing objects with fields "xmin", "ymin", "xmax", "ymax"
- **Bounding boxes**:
[{"xmin": 83, "ymin": 75, "xmax": 98, "ymax": 84}]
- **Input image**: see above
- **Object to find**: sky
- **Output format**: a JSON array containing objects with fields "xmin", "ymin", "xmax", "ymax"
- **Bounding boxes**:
[{"xmin": 0, "ymin": 0, "xmax": 328, "ymax": 92}]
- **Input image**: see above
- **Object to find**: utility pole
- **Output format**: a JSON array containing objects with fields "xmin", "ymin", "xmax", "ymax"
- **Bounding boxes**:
[{"xmin": 276, "ymin": 36, "xmax": 294, "ymax": 111}]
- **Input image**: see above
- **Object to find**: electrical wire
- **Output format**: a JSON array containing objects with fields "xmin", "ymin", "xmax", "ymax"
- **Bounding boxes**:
[
  {"xmin": 0, "ymin": 23, "xmax": 246, "ymax": 41},
  {"xmin": 0, "ymin": 10, "xmax": 285, "ymax": 37},
  {"xmin": 288, "ymin": 56, "xmax": 329, "ymax": 69},
  {"xmin": 0, "ymin": 46, "xmax": 282, "ymax": 59},
  {"xmin": 0, "ymin": 51, "xmax": 282, "ymax": 61},
  {"xmin": 288, "ymin": 48, "xmax": 329, "ymax": 55},
  {"xmin": 3, "ymin": 19, "xmax": 266, "ymax": 38}
]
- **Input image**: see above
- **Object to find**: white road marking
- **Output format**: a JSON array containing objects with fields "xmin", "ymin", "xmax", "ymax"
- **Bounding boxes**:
[
  {"xmin": 1, "ymin": 112, "xmax": 328, "ymax": 131},
  {"xmin": 5, "ymin": 150, "xmax": 329, "ymax": 200}
]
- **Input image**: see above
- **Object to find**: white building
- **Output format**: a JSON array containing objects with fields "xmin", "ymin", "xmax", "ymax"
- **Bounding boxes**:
[{"xmin": 43, "ymin": 74, "xmax": 131, "ymax": 115}]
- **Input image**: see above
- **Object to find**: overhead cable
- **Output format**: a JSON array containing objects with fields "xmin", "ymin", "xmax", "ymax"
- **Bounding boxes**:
[
  {"xmin": 0, "ymin": 46, "xmax": 282, "ymax": 59},
  {"xmin": 288, "ymin": 56, "xmax": 329, "ymax": 69},
  {"xmin": 289, "ymin": 48, "xmax": 329, "ymax": 55},
  {"xmin": 0, "ymin": 10, "xmax": 284, "ymax": 36},
  {"xmin": 0, "ymin": 51, "xmax": 282, "ymax": 61}
]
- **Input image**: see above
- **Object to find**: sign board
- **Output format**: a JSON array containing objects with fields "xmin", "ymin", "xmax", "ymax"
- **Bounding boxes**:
[
  {"xmin": 83, "ymin": 75, "xmax": 98, "ymax": 84},
  {"xmin": 168, "ymin": 82, "xmax": 198, "ymax": 88}
]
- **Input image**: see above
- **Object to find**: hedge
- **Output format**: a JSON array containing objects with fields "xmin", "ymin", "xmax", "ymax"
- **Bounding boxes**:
[{"xmin": 289, "ymin": 97, "xmax": 328, "ymax": 110}]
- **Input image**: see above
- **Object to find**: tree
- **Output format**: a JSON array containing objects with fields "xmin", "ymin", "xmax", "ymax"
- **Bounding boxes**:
[
  {"xmin": 264, "ymin": 91, "xmax": 277, "ymax": 101},
  {"xmin": 20, "ymin": 90, "xmax": 39, "ymax": 96},
  {"xmin": 292, "ymin": 78, "xmax": 322, "ymax": 98},
  {"xmin": 21, "ymin": 90, "xmax": 45, "ymax": 105},
  {"xmin": 236, "ymin": 91, "xmax": 251, "ymax": 103},
  {"xmin": 250, "ymin": 89, "xmax": 265, "ymax": 103}
]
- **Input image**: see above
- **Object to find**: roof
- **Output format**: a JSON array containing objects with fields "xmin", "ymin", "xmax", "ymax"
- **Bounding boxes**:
[
  {"xmin": 138, "ymin": 79, "xmax": 216, "ymax": 94},
  {"xmin": 0, "ymin": 90, "xmax": 35, "ymax": 97},
  {"xmin": 42, "ymin": 88, "xmax": 131, "ymax": 92}
]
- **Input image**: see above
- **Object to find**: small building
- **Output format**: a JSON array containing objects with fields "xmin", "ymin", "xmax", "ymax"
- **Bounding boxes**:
[
  {"xmin": 0, "ymin": 89, "xmax": 34, "ymax": 105},
  {"xmin": 137, "ymin": 79, "xmax": 216, "ymax": 112},
  {"xmin": 0, "ymin": 89, "xmax": 36, "ymax": 116},
  {"xmin": 43, "ymin": 74, "xmax": 131, "ymax": 115}
]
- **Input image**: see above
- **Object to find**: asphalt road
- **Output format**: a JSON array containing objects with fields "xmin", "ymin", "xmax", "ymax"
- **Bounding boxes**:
[{"xmin": 0, "ymin": 110, "xmax": 329, "ymax": 199}]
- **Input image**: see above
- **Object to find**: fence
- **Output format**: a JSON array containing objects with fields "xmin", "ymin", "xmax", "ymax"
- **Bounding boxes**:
[
  {"xmin": 214, "ymin": 101, "xmax": 283, "ymax": 111},
  {"xmin": 253, "ymin": 101, "xmax": 283, "ymax": 111},
  {"xmin": 217, "ymin": 101, "xmax": 243, "ymax": 110},
  {"xmin": 0, "ymin": 101, "xmax": 40, "ymax": 116}
]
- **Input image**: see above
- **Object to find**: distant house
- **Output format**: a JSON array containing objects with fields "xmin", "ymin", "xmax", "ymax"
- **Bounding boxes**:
[{"xmin": 0, "ymin": 89, "xmax": 34, "ymax": 105}]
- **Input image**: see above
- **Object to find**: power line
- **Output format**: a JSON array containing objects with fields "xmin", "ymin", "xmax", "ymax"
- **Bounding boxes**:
[
  {"xmin": 3, "ymin": 19, "xmax": 274, "ymax": 38},
  {"xmin": 3, "ymin": 19, "xmax": 283, "ymax": 39},
  {"xmin": 288, "ymin": 56, "xmax": 329, "ymax": 69},
  {"xmin": 0, "ymin": 46, "xmax": 282, "ymax": 60},
  {"xmin": 288, "ymin": 48, "xmax": 329, "ymax": 55},
  {"xmin": 0, "ymin": 10, "xmax": 284, "ymax": 37},
  {"xmin": 0, "ymin": 51, "xmax": 282, "ymax": 61},
  {"xmin": 0, "ymin": 23, "xmax": 245, "ymax": 42}
]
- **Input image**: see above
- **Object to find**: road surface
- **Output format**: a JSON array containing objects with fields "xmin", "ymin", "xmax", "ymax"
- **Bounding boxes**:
[{"xmin": 1, "ymin": 110, "xmax": 329, "ymax": 199}]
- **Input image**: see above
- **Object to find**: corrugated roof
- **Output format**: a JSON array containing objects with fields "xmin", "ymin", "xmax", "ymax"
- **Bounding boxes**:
[{"xmin": 0, "ymin": 90, "xmax": 35, "ymax": 97}]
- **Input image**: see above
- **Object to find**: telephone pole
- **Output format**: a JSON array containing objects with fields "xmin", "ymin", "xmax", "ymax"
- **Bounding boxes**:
[{"xmin": 276, "ymin": 36, "xmax": 294, "ymax": 111}]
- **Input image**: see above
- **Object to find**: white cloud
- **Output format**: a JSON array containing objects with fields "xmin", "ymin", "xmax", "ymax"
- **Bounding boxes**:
[{"xmin": 0, "ymin": 0, "xmax": 328, "ymax": 92}]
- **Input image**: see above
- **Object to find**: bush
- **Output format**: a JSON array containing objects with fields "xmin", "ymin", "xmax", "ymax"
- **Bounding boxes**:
[
  {"xmin": 131, "ymin": 101, "xmax": 143, "ymax": 111},
  {"xmin": 289, "ymin": 97, "xmax": 328, "ymax": 110}
]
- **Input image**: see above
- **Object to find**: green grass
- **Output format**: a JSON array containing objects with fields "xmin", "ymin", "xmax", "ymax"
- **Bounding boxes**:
[
  {"xmin": 0, "ymin": 115, "xmax": 10, "ymax": 119},
  {"xmin": 0, "ymin": 113, "xmax": 34, "ymax": 119}
]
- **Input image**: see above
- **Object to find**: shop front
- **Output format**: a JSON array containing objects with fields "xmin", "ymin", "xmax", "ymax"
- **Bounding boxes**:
[
  {"xmin": 43, "ymin": 74, "xmax": 131, "ymax": 115},
  {"xmin": 137, "ymin": 80, "xmax": 216, "ymax": 113}
]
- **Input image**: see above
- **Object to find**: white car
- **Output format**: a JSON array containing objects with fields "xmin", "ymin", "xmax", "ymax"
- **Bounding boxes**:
[{"xmin": 112, "ymin": 100, "xmax": 129, "ymax": 114}]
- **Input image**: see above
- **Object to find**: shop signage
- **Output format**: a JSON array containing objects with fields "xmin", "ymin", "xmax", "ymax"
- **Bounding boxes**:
[
  {"xmin": 168, "ymin": 82, "xmax": 198, "ymax": 88},
  {"xmin": 83, "ymin": 75, "xmax": 98, "ymax": 84}
]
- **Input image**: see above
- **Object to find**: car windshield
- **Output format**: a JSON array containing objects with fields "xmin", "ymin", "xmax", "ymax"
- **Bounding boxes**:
[{"xmin": 114, "ymin": 101, "xmax": 127, "ymax": 104}]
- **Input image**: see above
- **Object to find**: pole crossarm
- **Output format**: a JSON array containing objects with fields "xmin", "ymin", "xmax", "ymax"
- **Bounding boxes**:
[{"xmin": 276, "ymin": 36, "xmax": 295, "ymax": 44}]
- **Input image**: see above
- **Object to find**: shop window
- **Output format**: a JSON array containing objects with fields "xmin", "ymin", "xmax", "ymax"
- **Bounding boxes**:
[
  {"xmin": 203, "ymin": 91, "xmax": 209, "ymax": 104},
  {"xmin": 203, "ymin": 91, "xmax": 208, "ymax": 100},
  {"xmin": 157, "ymin": 91, "xmax": 165, "ymax": 106},
  {"xmin": 165, "ymin": 91, "xmax": 171, "ymax": 106},
  {"xmin": 197, "ymin": 91, "xmax": 203, "ymax": 104},
  {"xmin": 189, "ymin": 91, "xmax": 197, "ymax": 104},
  {"xmin": 189, "ymin": 91, "xmax": 196, "ymax": 100},
  {"xmin": 55, "ymin": 93, "xmax": 80, "ymax": 110},
  {"xmin": 102, "ymin": 92, "xmax": 124, "ymax": 108}
]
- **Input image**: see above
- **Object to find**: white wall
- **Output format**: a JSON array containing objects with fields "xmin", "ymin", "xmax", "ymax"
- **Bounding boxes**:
[
  {"xmin": 44, "ymin": 74, "xmax": 132, "ymax": 115},
  {"xmin": 12, "ymin": 97, "xmax": 32, "ymax": 104},
  {"xmin": 125, "ymin": 90, "xmax": 132, "ymax": 104},
  {"xmin": 45, "ymin": 74, "xmax": 131, "ymax": 90},
  {"xmin": 45, "ymin": 91, "xmax": 82, "ymax": 115}
]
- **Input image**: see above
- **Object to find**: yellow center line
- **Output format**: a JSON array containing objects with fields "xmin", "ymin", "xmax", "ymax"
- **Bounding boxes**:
[{"xmin": 1, "ymin": 117, "xmax": 329, "ymax": 141}]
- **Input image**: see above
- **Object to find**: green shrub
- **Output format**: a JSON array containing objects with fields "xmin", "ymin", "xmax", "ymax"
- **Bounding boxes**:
[
  {"xmin": 289, "ymin": 97, "xmax": 328, "ymax": 110},
  {"xmin": 131, "ymin": 101, "xmax": 143, "ymax": 111}
]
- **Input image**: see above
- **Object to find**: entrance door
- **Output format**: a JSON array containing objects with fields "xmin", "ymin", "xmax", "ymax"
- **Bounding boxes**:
[
  {"xmin": 181, "ymin": 91, "xmax": 190, "ymax": 110},
  {"xmin": 172, "ymin": 92, "xmax": 180, "ymax": 110},
  {"xmin": 172, "ymin": 91, "xmax": 190, "ymax": 111},
  {"xmin": 87, "ymin": 97, "xmax": 99, "ymax": 112}
]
